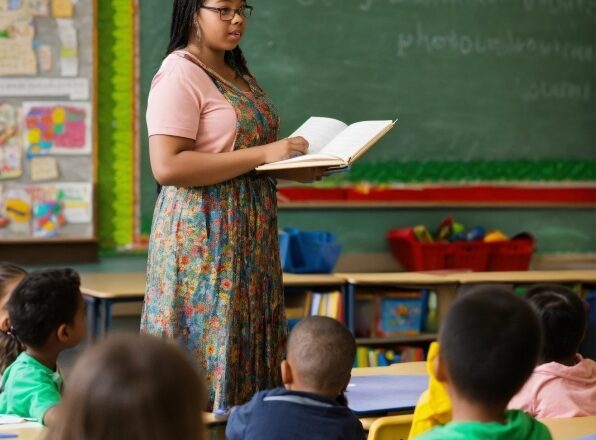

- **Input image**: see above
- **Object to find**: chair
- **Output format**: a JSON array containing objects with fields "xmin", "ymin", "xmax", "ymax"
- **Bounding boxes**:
[{"xmin": 367, "ymin": 414, "xmax": 414, "ymax": 440}]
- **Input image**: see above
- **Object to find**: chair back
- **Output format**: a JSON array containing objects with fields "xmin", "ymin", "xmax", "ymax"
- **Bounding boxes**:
[{"xmin": 368, "ymin": 414, "xmax": 414, "ymax": 440}]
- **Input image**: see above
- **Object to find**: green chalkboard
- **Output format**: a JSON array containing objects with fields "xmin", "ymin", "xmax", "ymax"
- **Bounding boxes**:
[{"xmin": 139, "ymin": 0, "xmax": 595, "ymax": 234}]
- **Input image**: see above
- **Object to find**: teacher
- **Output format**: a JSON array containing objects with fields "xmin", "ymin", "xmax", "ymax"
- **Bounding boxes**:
[{"xmin": 141, "ymin": 0, "xmax": 321, "ymax": 410}]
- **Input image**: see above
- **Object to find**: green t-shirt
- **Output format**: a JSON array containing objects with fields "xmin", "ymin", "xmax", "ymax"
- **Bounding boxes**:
[
  {"xmin": 415, "ymin": 410, "xmax": 552, "ymax": 440},
  {"xmin": 0, "ymin": 352, "xmax": 62, "ymax": 424}
]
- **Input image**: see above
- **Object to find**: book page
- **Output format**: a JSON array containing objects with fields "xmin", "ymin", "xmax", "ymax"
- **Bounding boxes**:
[
  {"xmin": 263, "ymin": 152, "xmax": 340, "ymax": 166},
  {"xmin": 289, "ymin": 117, "xmax": 347, "ymax": 154},
  {"xmin": 320, "ymin": 120, "xmax": 393, "ymax": 161}
]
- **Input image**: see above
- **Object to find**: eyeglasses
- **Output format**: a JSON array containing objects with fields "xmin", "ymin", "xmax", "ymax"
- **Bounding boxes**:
[{"xmin": 200, "ymin": 4, "xmax": 253, "ymax": 21}]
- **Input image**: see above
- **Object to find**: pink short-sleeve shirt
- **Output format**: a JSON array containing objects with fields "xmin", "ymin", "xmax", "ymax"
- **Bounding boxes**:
[{"xmin": 146, "ymin": 51, "xmax": 237, "ymax": 153}]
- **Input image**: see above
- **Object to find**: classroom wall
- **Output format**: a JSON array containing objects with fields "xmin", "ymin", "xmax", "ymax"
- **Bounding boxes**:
[{"xmin": 138, "ymin": 0, "xmax": 595, "ymax": 259}]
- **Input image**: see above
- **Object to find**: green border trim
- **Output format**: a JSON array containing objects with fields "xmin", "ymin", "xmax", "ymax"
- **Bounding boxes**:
[
  {"xmin": 318, "ymin": 160, "xmax": 596, "ymax": 186},
  {"xmin": 97, "ymin": 0, "xmax": 134, "ymax": 248}
]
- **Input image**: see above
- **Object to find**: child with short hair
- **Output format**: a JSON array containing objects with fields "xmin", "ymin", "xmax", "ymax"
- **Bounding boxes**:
[
  {"xmin": 0, "ymin": 262, "xmax": 27, "ymax": 374},
  {"xmin": 44, "ymin": 333, "xmax": 208, "ymax": 440},
  {"xmin": 0, "ymin": 268, "xmax": 85, "ymax": 426},
  {"xmin": 226, "ymin": 315, "xmax": 365, "ymax": 440},
  {"xmin": 415, "ymin": 285, "xmax": 552, "ymax": 440},
  {"xmin": 509, "ymin": 283, "xmax": 596, "ymax": 418}
]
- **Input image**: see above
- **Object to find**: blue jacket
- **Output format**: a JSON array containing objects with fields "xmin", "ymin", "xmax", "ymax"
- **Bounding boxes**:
[{"xmin": 225, "ymin": 388, "xmax": 365, "ymax": 440}]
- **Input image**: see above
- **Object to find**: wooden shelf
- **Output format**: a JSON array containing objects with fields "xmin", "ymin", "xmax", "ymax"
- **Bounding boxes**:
[{"xmin": 356, "ymin": 333, "xmax": 438, "ymax": 345}]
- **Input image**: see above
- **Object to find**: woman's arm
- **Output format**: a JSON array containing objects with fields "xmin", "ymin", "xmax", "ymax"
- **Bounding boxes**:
[{"xmin": 149, "ymin": 135, "xmax": 309, "ymax": 187}]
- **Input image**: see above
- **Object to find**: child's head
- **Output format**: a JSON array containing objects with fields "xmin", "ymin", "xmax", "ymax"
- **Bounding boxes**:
[
  {"xmin": 46, "ymin": 334, "xmax": 207, "ymax": 440},
  {"xmin": 437, "ymin": 285, "xmax": 541, "ymax": 409},
  {"xmin": 7, "ymin": 268, "xmax": 85, "ymax": 351},
  {"xmin": 0, "ymin": 262, "xmax": 27, "ymax": 373},
  {"xmin": 283, "ymin": 316, "xmax": 355, "ymax": 399},
  {"xmin": 525, "ymin": 283, "xmax": 587, "ymax": 363}
]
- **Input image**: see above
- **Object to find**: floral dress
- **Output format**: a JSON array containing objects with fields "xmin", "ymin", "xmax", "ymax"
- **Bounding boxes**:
[{"xmin": 141, "ymin": 53, "xmax": 286, "ymax": 411}]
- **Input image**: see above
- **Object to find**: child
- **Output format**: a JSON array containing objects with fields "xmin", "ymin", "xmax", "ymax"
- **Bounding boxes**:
[
  {"xmin": 44, "ymin": 333, "xmax": 208, "ymax": 440},
  {"xmin": 0, "ymin": 262, "xmax": 27, "ymax": 374},
  {"xmin": 509, "ymin": 283, "xmax": 596, "ymax": 418},
  {"xmin": 0, "ymin": 268, "xmax": 85, "ymax": 426},
  {"xmin": 415, "ymin": 285, "xmax": 552, "ymax": 440},
  {"xmin": 226, "ymin": 316, "xmax": 365, "ymax": 440}
]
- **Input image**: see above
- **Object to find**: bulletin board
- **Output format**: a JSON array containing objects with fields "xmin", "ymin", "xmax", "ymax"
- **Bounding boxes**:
[{"xmin": 0, "ymin": 0, "xmax": 96, "ymax": 261}]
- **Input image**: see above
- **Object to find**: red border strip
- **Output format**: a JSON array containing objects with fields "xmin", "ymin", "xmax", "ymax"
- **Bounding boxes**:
[{"xmin": 277, "ymin": 186, "xmax": 596, "ymax": 205}]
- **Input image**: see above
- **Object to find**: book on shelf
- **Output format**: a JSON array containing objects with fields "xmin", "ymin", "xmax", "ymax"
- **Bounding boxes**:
[
  {"xmin": 353, "ymin": 345, "xmax": 425, "ymax": 367},
  {"xmin": 255, "ymin": 117, "xmax": 396, "ymax": 171}
]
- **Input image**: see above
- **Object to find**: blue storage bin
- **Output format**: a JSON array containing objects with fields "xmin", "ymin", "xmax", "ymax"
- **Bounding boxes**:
[
  {"xmin": 278, "ymin": 231, "xmax": 290, "ymax": 269},
  {"xmin": 283, "ymin": 228, "xmax": 342, "ymax": 273}
]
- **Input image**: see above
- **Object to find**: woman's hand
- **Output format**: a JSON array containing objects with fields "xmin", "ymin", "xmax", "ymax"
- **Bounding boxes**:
[
  {"xmin": 266, "ymin": 167, "xmax": 327, "ymax": 183},
  {"xmin": 259, "ymin": 136, "xmax": 309, "ymax": 163}
]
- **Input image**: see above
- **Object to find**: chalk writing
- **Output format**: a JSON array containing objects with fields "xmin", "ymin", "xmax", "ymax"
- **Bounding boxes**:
[{"xmin": 396, "ymin": 24, "xmax": 594, "ymax": 62}]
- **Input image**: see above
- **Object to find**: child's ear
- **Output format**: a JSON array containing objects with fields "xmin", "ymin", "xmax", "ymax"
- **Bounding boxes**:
[
  {"xmin": 0, "ymin": 314, "xmax": 10, "ymax": 332},
  {"xmin": 281, "ymin": 359, "xmax": 293, "ymax": 387},
  {"xmin": 56, "ymin": 323, "xmax": 70, "ymax": 343}
]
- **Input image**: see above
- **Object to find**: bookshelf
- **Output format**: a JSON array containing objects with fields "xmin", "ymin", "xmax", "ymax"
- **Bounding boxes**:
[
  {"xmin": 337, "ymin": 272, "xmax": 459, "ymax": 366},
  {"xmin": 282, "ymin": 273, "xmax": 347, "ymax": 329}
]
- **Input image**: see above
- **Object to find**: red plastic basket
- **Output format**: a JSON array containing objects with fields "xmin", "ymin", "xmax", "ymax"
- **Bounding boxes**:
[
  {"xmin": 446, "ymin": 241, "xmax": 490, "ymax": 271},
  {"xmin": 387, "ymin": 229, "xmax": 450, "ymax": 271},
  {"xmin": 487, "ymin": 238, "xmax": 535, "ymax": 271}
]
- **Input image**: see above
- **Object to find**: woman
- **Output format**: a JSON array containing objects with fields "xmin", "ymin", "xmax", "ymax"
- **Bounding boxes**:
[{"xmin": 141, "ymin": 0, "xmax": 322, "ymax": 410}]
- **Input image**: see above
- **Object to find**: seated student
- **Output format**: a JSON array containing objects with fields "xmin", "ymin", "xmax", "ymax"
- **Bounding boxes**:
[
  {"xmin": 45, "ymin": 333, "xmax": 208, "ymax": 440},
  {"xmin": 415, "ymin": 285, "xmax": 552, "ymax": 440},
  {"xmin": 226, "ymin": 315, "xmax": 365, "ymax": 440},
  {"xmin": 0, "ymin": 262, "xmax": 27, "ymax": 374},
  {"xmin": 509, "ymin": 284, "xmax": 596, "ymax": 418},
  {"xmin": 0, "ymin": 268, "xmax": 85, "ymax": 426}
]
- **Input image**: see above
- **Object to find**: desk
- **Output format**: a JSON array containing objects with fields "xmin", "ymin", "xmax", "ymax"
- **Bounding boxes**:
[
  {"xmin": 352, "ymin": 362, "xmax": 427, "ymax": 430},
  {"xmin": 452, "ymin": 270, "xmax": 596, "ymax": 285},
  {"xmin": 80, "ymin": 272, "xmax": 346, "ymax": 339},
  {"xmin": 0, "ymin": 422, "xmax": 43, "ymax": 439},
  {"xmin": 80, "ymin": 272, "xmax": 147, "ymax": 338},
  {"xmin": 0, "ymin": 418, "xmax": 227, "ymax": 440},
  {"xmin": 541, "ymin": 416, "xmax": 596, "ymax": 440},
  {"xmin": 200, "ymin": 362, "xmax": 428, "ymax": 438}
]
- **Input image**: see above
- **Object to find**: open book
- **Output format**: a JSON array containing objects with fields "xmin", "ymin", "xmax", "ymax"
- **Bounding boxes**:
[{"xmin": 255, "ymin": 117, "xmax": 396, "ymax": 171}]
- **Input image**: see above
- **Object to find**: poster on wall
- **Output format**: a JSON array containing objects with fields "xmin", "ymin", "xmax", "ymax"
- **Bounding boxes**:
[
  {"xmin": 0, "ymin": 8, "xmax": 37, "ymax": 75},
  {"xmin": 0, "ymin": 103, "xmax": 23, "ymax": 180},
  {"xmin": 22, "ymin": 101, "xmax": 92, "ymax": 156}
]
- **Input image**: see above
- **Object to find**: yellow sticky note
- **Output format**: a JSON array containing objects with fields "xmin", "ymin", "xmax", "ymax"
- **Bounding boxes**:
[{"xmin": 51, "ymin": 0, "xmax": 73, "ymax": 18}]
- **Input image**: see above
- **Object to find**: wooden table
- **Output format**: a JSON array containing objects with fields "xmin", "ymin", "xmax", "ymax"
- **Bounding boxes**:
[
  {"xmin": 452, "ymin": 270, "xmax": 596, "ymax": 285},
  {"xmin": 0, "ymin": 417, "xmax": 229, "ymax": 440},
  {"xmin": 541, "ymin": 416, "xmax": 596, "ymax": 440},
  {"xmin": 0, "ymin": 422, "xmax": 44, "ymax": 439},
  {"xmin": 80, "ymin": 272, "xmax": 147, "ymax": 338},
  {"xmin": 80, "ymin": 272, "xmax": 347, "ymax": 338}
]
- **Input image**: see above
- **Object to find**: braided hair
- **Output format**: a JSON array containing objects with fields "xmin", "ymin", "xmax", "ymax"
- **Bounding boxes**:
[{"xmin": 0, "ymin": 262, "xmax": 27, "ymax": 374}]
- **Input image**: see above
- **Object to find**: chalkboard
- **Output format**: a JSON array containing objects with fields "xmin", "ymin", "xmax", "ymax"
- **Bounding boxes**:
[{"xmin": 139, "ymin": 0, "xmax": 595, "ymax": 234}]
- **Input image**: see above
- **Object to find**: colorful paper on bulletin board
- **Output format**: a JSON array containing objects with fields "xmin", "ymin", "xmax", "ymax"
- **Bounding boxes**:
[
  {"xmin": 51, "ymin": 0, "xmax": 73, "ymax": 17},
  {"xmin": 57, "ymin": 182, "xmax": 92, "ymax": 223},
  {"xmin": 1, "ymin": 186, "xmax": 31, "ymax": 237},
  {"xmin": 23, "ymin": 101, "xmax": 91, "ymax": 156},
  {"xmin": 0, "ymin": 103, "xmax": 24, "ymax": 180},
  {"xmin": 30, "ymin": 184, "xmax": 65, "ymax": 237},
  {"xmin": 0, "ymin": 9, "xmax": 37, "ymax": 75},
  {"xmin": 26, "ymin": 0, "xmax": 50, "ymax": 16}
]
